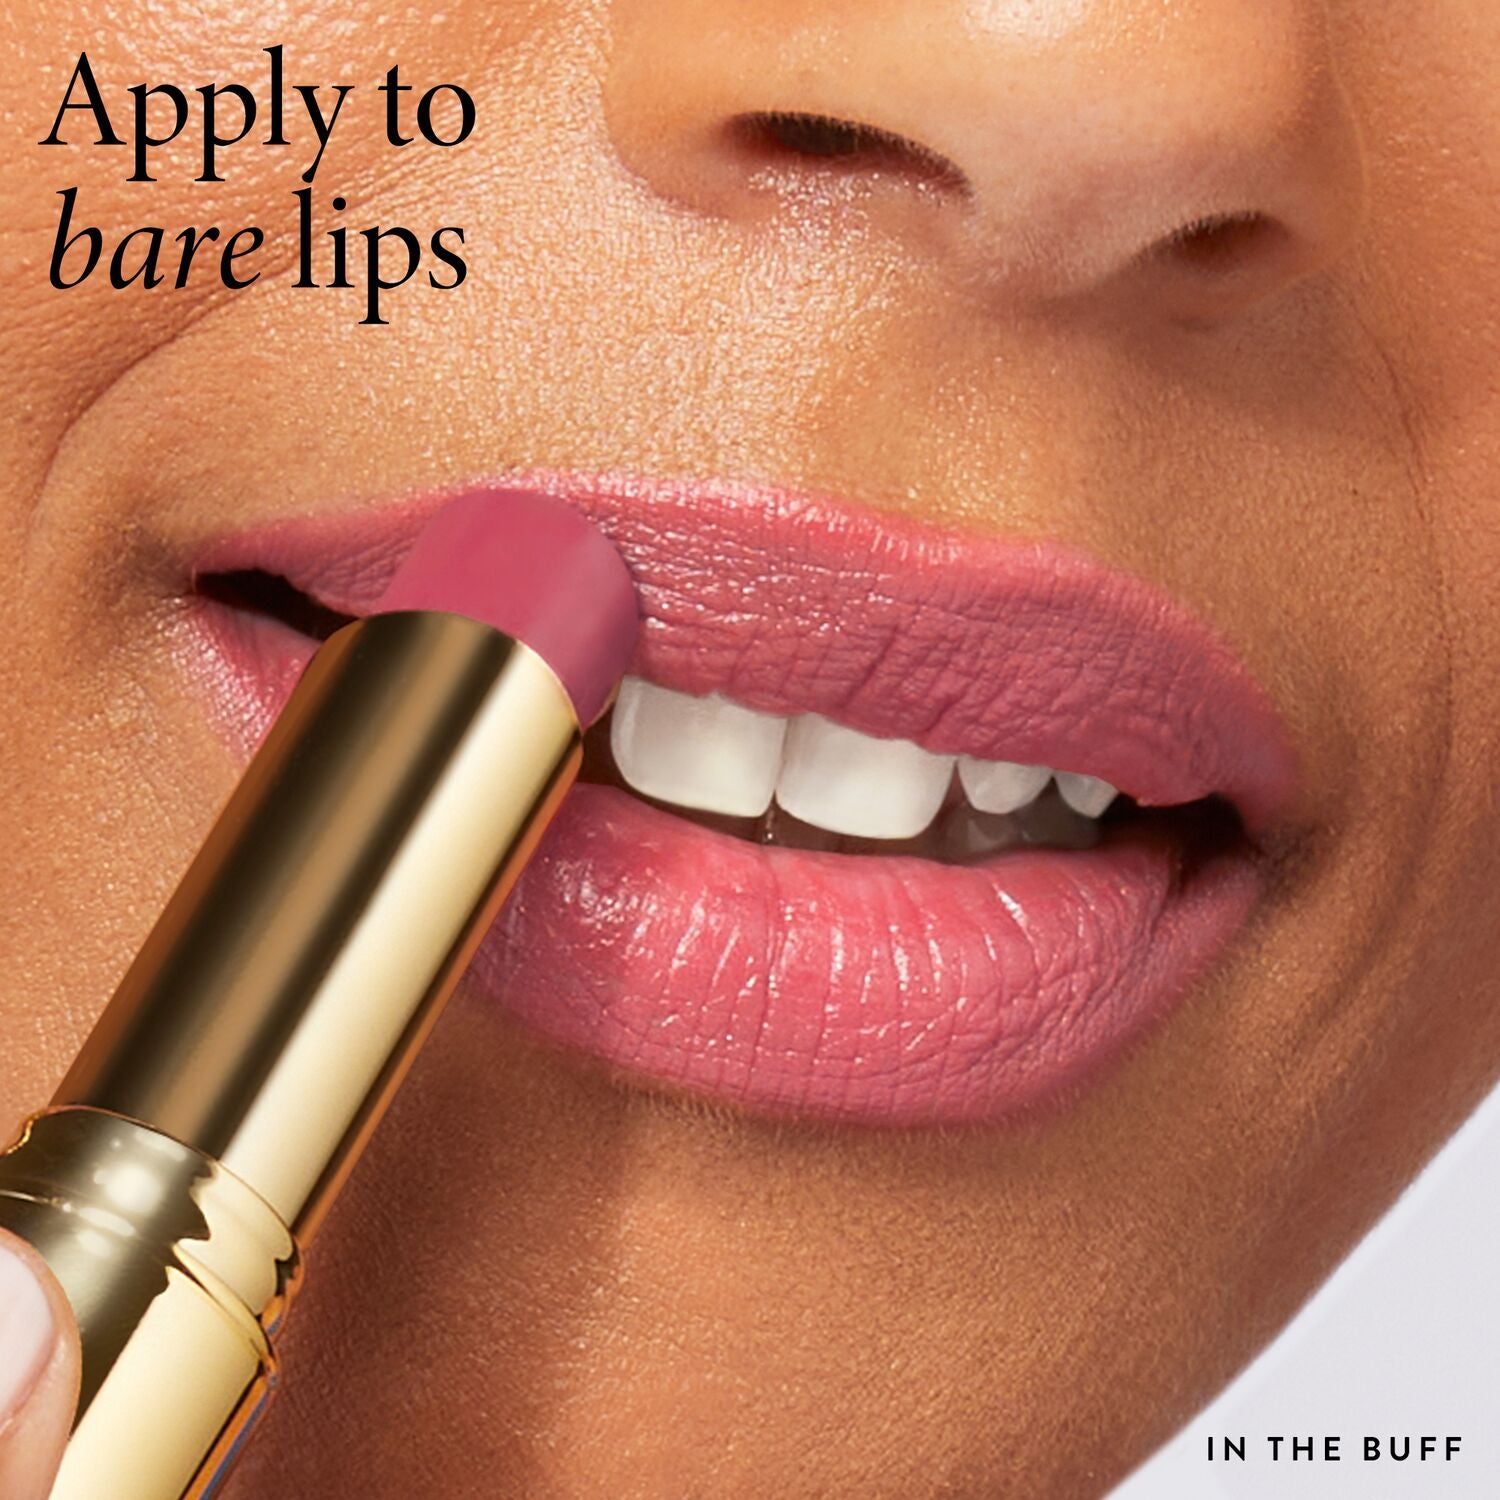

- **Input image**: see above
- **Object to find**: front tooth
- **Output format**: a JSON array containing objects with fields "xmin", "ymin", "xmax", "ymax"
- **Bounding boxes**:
[
  {"xmin": 957, "ymin": 756, "xmax": 1051, "ymax": 815},
  {"xmin": 1054, "ymin": 770, "xmax": 1118, "ymax": 818},
  {"xmin": 775, "ymin": 714, "xmax": 954, "ymax": 839},
  {"xmin": 610, "ymin": 678, "xmax": 787, "ymax": 817}
]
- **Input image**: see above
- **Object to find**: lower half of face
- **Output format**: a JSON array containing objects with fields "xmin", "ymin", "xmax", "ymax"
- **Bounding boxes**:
[{"xmin": 2, "ymin": 1, "xmax": 1499, "ymax": 1495}]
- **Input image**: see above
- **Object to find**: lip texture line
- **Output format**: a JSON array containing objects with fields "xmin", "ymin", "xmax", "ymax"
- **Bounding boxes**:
[{"xmin": 186, "ymin": 478, "xmax": 1297, "ymax": 1125}]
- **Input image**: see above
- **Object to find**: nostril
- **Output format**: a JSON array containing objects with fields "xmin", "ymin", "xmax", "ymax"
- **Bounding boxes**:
[
  {"xmin": 1145, "ymin": 211, "xmax": 1289, "ymax": 273},
  {"xmin": 743, "ymin": 111, "xmax": 868, "ymax": 161},
  {"xmin": 727, "ymin": 111, "xmax": 970, "ymax": 196},
  {"xmin": 1109, "ymin": 208, "xmax": 1316, "ymax": 322}
]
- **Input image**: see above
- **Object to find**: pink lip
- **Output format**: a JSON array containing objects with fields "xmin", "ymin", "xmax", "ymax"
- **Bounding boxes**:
[{"xmin": 185, "ymin": 477, "xmax": 1295, "ymax": 1126}]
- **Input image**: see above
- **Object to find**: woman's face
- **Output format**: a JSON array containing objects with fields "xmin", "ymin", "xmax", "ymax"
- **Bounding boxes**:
[{"xmin": 3, "ymin": 2, "xmax": 1497, "ymax": 1494}]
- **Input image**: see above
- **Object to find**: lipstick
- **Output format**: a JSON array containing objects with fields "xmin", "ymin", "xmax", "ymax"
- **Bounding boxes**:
[{"xmin": 0, "ymin": 491, "xmax": 637, "ymax": 1500}]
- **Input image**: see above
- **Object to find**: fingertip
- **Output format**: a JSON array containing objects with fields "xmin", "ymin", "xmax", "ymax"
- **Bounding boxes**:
[{"xmin": 0, "ymin": 1229, "xmax": 79, "ymax": 1500}]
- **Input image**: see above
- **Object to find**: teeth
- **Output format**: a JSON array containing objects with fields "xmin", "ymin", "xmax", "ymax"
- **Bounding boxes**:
[
  {"xmin": 775, "ymin": 714, "xmax": 955, "ymax": 839},
  {"xmin": 957, "ymin": 756, "xmax": 1051, "ymax": 815},
  {"xmin": 609, "ymin": 679, "xmax": 787, "ymax": 817},
  {"xmin": 608, "ymin": 677, "xmax": 1123, "ymax": 838},
  {"xmin": 1054, "ymin": 770, "xmax": 1119, "ymax": 818}
]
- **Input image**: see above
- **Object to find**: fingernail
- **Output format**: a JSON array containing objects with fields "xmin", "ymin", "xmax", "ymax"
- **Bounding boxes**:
[{"xmin": 0, "ymin": 1240, "xmax": 55, "ymax": 1420}]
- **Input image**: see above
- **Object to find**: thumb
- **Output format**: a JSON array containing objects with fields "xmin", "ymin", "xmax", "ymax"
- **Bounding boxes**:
[{"xmin": 0, "ymin": 1231, "xmax": 79, "ymax": 1500}]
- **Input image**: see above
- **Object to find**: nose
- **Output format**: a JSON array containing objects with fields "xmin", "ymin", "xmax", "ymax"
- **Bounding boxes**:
[{"xmin": 605, "ymin": 0, "xmax": 1364, "ymax": 319}]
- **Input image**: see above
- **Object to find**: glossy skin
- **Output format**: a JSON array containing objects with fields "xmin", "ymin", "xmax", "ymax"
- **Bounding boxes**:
[{"xmin": 2, "ymin": 3, "xmax": 1498, "ymax": 1496}]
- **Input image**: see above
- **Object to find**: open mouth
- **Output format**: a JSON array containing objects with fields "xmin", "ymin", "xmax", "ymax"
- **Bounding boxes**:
[
  {"xmin": 588, "ymin": 674, "xmax": 1245, "ymax": 865},
  {"xmin": 184, "ymin": 480, "xmax": 1293, "ymax": 1128},
  {"xmin": 195, "ymin": 563, "xmax": 1243, "ymax": 863},
  {"xmin": 196, "ymin": 568, "xmax": 354, "ymax": 645}
]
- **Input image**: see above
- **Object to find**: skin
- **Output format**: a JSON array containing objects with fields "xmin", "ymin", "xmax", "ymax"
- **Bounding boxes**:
[
  {"xmin": 0, "ymin": 1234, "xmax": 77, "ymax": 1500},
  {"xmin": 1, "ymin": 1, "xmax": 1498, "ymax": 1495}
]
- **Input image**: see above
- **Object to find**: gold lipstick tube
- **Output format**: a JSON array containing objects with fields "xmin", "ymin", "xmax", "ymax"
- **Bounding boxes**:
[{"xmin": 0, "ymin": 609, "xmax": 583, "ymax": 1500}]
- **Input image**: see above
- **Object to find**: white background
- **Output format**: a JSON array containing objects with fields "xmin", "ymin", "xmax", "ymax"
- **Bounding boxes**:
[{"xmin": 1110, "ymin": 1081, "xmax": 1500, "ymax": 1498}]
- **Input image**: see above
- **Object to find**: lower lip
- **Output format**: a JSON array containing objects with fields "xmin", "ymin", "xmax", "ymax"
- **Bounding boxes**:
[
  {"xmin": 480, "ymin": 786, "xmax": 1258, "ymax": 1124},
  {"xmin": 184, "ymin": 518, "xmax": 1271, "ymax": 1129}
]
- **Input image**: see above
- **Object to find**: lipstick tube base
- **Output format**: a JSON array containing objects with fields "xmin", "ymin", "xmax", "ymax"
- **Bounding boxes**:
[{"xmin": 0, "ymin": 1107, "xmax": 298, "ymax": 1500}]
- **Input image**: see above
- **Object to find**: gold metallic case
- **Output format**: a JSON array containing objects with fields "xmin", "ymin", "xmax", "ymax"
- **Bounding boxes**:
[{"xmin": 0, "ymin": 611, "xmax": 582, "ymax": 1498}]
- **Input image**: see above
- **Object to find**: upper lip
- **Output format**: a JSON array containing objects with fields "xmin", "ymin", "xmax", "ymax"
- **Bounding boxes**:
[{"xmin": 193, "ymin": 475, "xmax": 1298, "ymax": 831}]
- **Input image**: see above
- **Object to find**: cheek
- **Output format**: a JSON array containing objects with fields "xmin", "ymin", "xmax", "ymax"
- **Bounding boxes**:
[{"xmin": 0, "ymin": 605, "xmax": 231, "ymax": 1132}]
